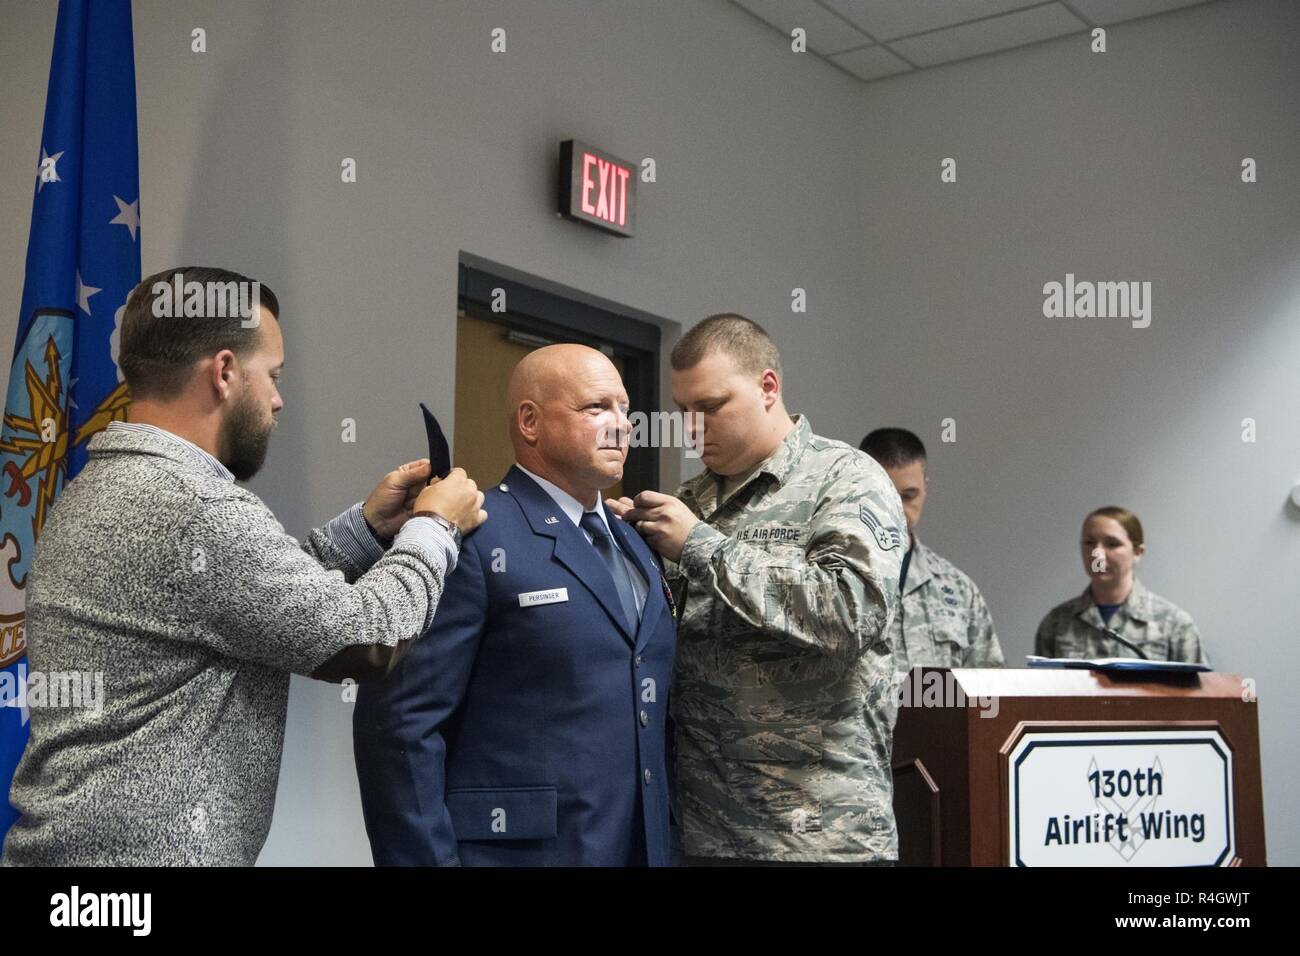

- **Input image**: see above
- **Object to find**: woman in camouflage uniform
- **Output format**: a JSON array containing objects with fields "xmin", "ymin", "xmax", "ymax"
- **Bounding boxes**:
[{"xmin": 1035, "ymin": 506, "xmax": 1207, "ymax": 663}]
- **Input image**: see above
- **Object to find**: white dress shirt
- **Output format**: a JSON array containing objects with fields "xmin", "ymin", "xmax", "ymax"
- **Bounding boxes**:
[{"xmin": 515, "ymin": 463, "xmax": 647, "ymax": 615}]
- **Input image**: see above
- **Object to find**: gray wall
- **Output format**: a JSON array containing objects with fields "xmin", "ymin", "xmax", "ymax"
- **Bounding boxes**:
[
  {"xmin": 1, "ymin": 0, "xmax": 1295, "ymax": 864},
  {"xmin": 853, "ymin": 0, "xmax": 1299, "ymax": 866}
]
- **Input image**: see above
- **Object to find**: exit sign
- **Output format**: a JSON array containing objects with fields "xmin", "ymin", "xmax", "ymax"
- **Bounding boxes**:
[{"xmin": 559, "ymin": 140, "xmax": 636, "ymax": 237}]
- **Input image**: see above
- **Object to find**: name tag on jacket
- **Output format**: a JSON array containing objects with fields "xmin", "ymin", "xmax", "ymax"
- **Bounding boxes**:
[{"xmin": 518, "ymin": 588, "xmax": 569, "ymax": 608}]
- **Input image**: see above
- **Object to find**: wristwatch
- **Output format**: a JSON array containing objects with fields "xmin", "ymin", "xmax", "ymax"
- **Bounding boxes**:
[{"xmin": 412, "ymin": 510, "xmax": 462, "ymax": 549}]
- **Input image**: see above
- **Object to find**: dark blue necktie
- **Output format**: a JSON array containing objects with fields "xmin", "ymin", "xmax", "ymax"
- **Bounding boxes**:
[{"xmin": 580, "ymin": 511, "xmax": 640, "ymax": 631}]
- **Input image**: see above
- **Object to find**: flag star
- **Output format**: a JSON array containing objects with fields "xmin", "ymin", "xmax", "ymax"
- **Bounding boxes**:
[
  {"xmin": 37, "ymin": 147, "xmax": 64, "ymax": 192},
  {"xmin": 76, "ymin": 270, "xmax": 101, "ymax": 315},
  {"xmin": 109, "ymin": 195, "xmax": 140, "ymax": 241}
]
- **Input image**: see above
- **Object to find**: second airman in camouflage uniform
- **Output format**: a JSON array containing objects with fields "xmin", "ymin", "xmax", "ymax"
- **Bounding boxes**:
[
  {"xmin": 617, "ymin": 315, "xmax": 908, "ymax": 864},
  {"xmin": 860, "ymin": 428, "xmax": 1004, "ymax": 672},
  {"xmin": 894, "ymin": 538, "xmax": 1003, "ymax": 670}
]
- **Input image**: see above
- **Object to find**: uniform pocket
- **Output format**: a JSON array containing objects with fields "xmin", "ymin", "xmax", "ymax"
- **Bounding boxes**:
[
  {"xmin": 717, "ymin": 720, "xmax": 823, "ymax": 832},
  {"xmin": 929, "ymin": 620, "xmax": 970, "ymax": 667},
  {"xmin": 1044, "ymin": 627, "xmax": 1086, "ymax": 659},
  {"xmin": 445, "ymin": 786, "xmax": 558, "ymax": 840},
  {"xmin": 719, "ymin": 720, "xmax": 824, "ymax": 763}
]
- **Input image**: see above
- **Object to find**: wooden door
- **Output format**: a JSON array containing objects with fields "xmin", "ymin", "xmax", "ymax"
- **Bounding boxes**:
[{"xmin": 453, "ymin": 311, "xmax": 624, "ymax": 499}]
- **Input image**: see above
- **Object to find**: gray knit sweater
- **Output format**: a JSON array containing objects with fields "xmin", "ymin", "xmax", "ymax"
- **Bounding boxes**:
[{"xmin": 1, "ymin": 425, "xmax": 450, "ymax": 866}]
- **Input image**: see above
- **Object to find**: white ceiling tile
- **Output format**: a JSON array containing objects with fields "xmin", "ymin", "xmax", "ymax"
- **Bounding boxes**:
[
  {"xmin": 828, "ymin": 44, "xmax": 914, "ymax": 81},
  {"xmin": 1065, "ymin": 0, "xmax": 1215, "ymax": 25},
  {"xmin": 821, "ymin": 0, "xmax": 1045, "ymax": 41},
  {"xmin": 732, "ymin": 0, "xmax": 872, "ymax": 55},
  {"xmin": 889, "ymin": 3, "xmax": 1087, "ymax": 67}
]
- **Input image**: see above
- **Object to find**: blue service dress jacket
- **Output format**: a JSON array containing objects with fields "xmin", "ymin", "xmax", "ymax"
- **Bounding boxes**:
[{"xmin": 353, "ymin": 466, "xmax": 678, "ymax": 866}]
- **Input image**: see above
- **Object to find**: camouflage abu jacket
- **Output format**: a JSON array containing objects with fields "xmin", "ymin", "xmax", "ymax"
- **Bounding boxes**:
[
  {"xmin": 893, "ymin": 538, "xmax": 1004, "ymax": 671},
  {"xmin": 1034, "ymin": 577, "xmax": 1208, "ymax": 664},
  {"xmin": 666, "ymin": 415, "xmax": 909, "ymax": 862}
]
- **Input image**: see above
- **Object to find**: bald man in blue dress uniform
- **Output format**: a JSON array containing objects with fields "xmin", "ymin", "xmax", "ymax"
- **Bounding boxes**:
[{"xmin": 354, "ymin": 345, "xmax": 677, "ymax": 866}]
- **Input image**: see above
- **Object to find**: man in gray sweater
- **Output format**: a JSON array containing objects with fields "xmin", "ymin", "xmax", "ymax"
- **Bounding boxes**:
[{"xmin": 1, "ymin": 266, "xmax": 484, "ymax": 866}]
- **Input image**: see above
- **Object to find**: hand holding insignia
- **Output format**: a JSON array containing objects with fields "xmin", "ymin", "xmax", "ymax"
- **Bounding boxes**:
[{"xmin": 622, "ymin": 490, "xmax": 699, "ymax": 562}]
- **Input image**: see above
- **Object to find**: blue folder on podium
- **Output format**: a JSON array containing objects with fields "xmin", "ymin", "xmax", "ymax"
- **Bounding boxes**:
[{"xmin": 1025, "ymin": 656, "xmax": 1211, "ymax": 674}]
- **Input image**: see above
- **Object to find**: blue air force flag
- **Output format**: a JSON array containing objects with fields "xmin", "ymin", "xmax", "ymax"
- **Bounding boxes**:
[{"xmin": 0, "ymin": 0, "xmax": 140, "ymax": 844}]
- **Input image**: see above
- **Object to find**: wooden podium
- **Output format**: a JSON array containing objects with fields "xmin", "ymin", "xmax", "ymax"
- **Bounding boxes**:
[{"xmin": 891, "ymin": 668, "xmax": 1266, "ymax": 866}]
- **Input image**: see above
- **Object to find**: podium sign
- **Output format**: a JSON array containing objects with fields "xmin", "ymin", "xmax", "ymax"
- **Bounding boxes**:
[
  {"xmin": 1007, "ymin": 728, "xmax": 1234, "ymax": 867},
  {"xmin": 891, "ymin": 669, "xmax": 1266, "ymax": 866}
]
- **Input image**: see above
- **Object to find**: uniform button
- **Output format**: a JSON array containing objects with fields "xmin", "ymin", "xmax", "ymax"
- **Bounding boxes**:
[
  {"xmin": 499, "ymin": 483, "xmax": 509, "ymax": 492},
  {"xmin": 639, "ymin": 709, "xmax": 649, "ymax": 727},
  {"xmin": 643, "ymin": 768, "xmax": 652, "ymax": 785},
  {"xmin": 635, "ymin": 655, "xmax": 643, "ymax": 667}
]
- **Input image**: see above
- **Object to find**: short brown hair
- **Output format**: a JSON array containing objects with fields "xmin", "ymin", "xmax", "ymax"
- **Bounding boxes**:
[
  {"xmin": 860, "ymin": 428, "xmax": 926, "ymax": 469},
  {"xmin": 119, "ymin": 266, "xmax": 280, "ymax": 400},
  {"xmin": 670, "ymin": 313, "xmax": 782, "ymax": 379},
  {"xmin": 1085, "ymin": 505, "xmax": 1144, "ymax": 549}
]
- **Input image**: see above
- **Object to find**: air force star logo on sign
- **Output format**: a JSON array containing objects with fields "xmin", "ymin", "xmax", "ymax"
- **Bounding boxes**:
[{"xmin": 859, "ymin": 504, "xmax": 903, "ymax": 551}]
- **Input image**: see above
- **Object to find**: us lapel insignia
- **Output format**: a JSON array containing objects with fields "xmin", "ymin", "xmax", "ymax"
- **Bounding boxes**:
[{"xmin": 544, "ymin": 516, "xmax": 559, "ymax": 525}]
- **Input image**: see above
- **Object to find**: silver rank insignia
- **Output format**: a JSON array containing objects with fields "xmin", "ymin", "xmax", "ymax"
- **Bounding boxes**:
[{"xmin": 859, "ymin": 504, "xmax": 903, "ymax": 551}]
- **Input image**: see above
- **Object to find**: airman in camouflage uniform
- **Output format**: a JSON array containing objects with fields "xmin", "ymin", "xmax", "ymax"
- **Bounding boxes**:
[
  {"xmin": 858, "ymin": 427, "xmax": 1002, "ymax": 672},
  {"xmin": 1035, "ymin": 578, "xmax": 1207, "ymax": 663},
  {"xmin": 894, "ymin": 538, "xmax": 1004, "ymax": 670},
  {"xmin": 665, "ymin": 415, "xmax": 908, "ymax": 862}
]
